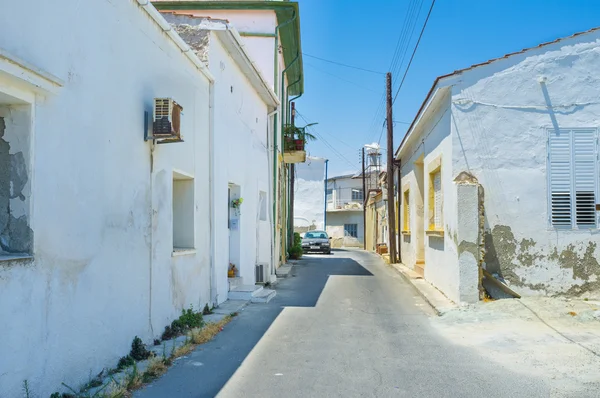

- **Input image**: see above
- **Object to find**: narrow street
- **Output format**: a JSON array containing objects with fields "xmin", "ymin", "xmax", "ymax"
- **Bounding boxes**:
[{"xmin": 136, "ymin": 250, "xmax": 551, "ymax": 398}]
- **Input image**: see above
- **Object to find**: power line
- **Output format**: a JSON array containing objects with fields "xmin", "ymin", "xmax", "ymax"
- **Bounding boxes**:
[
  {"xmin": 366, "ymin": 0, "xmax": 422, "ymax": 144},
  {"xmin": 296, "ymin": 111, "xmax": 356, "ymax": 151},
  {"xmin": 296, "ymin": 112, "xmax": 357, "ymax": 169},
  {"xmin": 302, "ymin": 52, "xmax": 386, "ymax": 75},
  {"xmin": 392, "ymin": 0, "xmax": 436, "ymax": 105},
  {"xmin": 305, "ymin": 62, "xmax": 383, "ymax": 95}
]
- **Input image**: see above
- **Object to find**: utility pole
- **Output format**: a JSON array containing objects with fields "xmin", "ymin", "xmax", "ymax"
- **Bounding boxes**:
[
  {"xmin": 361, "ymin": 147, "xmax": 366, "ymax": 250},
  {"xmin": 289, "ymin": 102, "xmax": 296, "ymax": 250},
  {"xmin": 386, "ymin": 72, "xmax": 397, "ymax": 264}
]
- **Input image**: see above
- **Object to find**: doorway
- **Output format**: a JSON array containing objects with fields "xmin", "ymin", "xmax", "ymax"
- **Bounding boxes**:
[
  {"xmin": 228, "ymin": 184, "xmax": 241, "ymax": 278},
  {"xmin": 414, "ymin": 155, "xmax": 426, "ymax": 276}
]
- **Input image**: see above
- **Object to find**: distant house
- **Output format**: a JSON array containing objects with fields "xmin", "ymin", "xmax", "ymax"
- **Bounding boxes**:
[
  {"xmin": 326, "ymin": 173, "xmax": 364, "ymax": 247},
  {"xmin": 294, "ymin": 156, "xmax": 327, "ymax": 233},
  {"xmin": 396, "ymin": 27, "xmax": 600, "ymax": 304}
]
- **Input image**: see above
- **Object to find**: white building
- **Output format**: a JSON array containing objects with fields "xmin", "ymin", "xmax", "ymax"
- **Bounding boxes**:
[
  {"xmin": 294, "ymin": 156, "xmax": 326, "ymax": 232},
  {"xmin": 156, "ymin": 0, "xmax": 305, "ymax": 267},
  {"xmin": 0, "ymin": 1, "xmax": 294, "ymax": 395},
  {"xmin": 163, "ymin": 13, "xmax": 279, "ymax": 301},
  {"xmin": 326, "ymin": 173, "xmax": 364, "ymax": 247},
  {"xmin": 396, "ymin": 27, "xmax": 600, "ymax": 304}
]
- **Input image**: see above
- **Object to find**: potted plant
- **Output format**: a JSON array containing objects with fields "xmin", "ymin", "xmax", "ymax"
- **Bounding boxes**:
[
  {"xmin": 283, "ymin": 123, "xmax": 317, "ymax": 151},
  {"xmin": 231, "ymin": 197, "xmax": 243, "ymax": 216}
]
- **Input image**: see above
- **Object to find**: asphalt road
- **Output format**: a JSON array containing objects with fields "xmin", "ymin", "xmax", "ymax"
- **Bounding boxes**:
[{"xmin": 135, "ymin": 249, "xmax": 549, "ymax": 398}]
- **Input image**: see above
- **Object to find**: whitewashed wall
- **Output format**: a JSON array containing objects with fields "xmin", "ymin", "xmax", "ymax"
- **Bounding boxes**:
[
  {"xmin": 295, "ymin": 156, "xmax": 325, "ymax": 229},
  {"xmin": 209, "ymin": 33, "xmax": 272, "ymax": 295},
  {"xmin": 451, "ymin": 30, "xmax": 600, "ymax": 297},
  {"xmin": 398, "ymin": 91, "xmax": 459, "ymax": 301},
  {"xmin": 0, "ymin": 1, "xmax": 212, "ymax": 396}
]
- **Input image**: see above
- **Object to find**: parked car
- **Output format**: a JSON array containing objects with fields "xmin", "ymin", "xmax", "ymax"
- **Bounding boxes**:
[{"xmin": 301, "ymin": 230, "xmax": 332, "ymax": 254}]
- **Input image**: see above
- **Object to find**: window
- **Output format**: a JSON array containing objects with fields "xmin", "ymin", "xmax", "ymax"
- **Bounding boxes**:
[
  {"xmin": 344, "ymin": 223, "xmax": 358, "ymax": 238},
  {"xmin": 548, "ymin": 128, "xmax": 598, "ymax": 229},
  {"xmin": 326, "ymin": 188, "xmax": 333, "ymax": 202},
  {"xmin": 351, "ymin": 189, "xmax": 364, "ymax": 201},
  {"xmin": 429, "ymin": 168, "xmax": 443, "ymax": 230},
  {"xmin": 259, "ymin": 191, "xmax": 267, "ymax": 221},
  {"xmin": 173, "ymin": 171, "xmax": 195, "ymax": 250},
  {"xmin": 403, "ymin": 190, "xmax": 410, "ymax": 231}
]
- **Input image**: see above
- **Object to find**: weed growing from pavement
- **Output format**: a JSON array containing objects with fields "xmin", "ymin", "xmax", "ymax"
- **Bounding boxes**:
[
  {"xmin": 22, "ymin": 380, "xmax": 31, "ymax": 398},
  {"xmin": 46, "ymin": 309, "xmax": 236, "ymax": 397}
]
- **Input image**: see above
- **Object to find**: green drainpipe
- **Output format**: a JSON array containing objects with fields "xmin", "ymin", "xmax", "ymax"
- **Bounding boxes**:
[
  {"xmin": 285, "ymin": 86, "xmax": 302, "ymax": 249},
  {"xmin": 279, "ymin": 53, "xmax": 300, "ymax": 254},
  {"xmin": 273, "ymin": 10, "xmax": 296, "ymax": 263}
]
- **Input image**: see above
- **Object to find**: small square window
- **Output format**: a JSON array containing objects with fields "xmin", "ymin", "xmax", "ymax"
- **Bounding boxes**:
[
  {"xmin": 344, "ymin": 223, "xmax": 358, "ymax": 238},
  {"xmin": 173, "ymin": 172, "xmax": 195, "ymax": 250},
  {"xmin": 259, "ymin": 191, "xmax": 267, "ymax": 221}
]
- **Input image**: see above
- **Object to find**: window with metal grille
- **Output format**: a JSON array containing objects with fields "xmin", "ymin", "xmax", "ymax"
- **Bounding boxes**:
[
  {"xmin": 548, "ymin": 128, "xmax": 598, "ymax": 229},
  {"xmin": 351, "ymin": 189, "xmax": 364, "ymax": 201},
  {"xmin": 344, "ymin": 224, "xmax": 358, "ymax": 238}
]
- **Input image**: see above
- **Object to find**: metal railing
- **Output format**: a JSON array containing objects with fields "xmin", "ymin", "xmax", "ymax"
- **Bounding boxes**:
[{"xmin": 327, "ymin": 199, "xmax": 363, "ymax": 211}]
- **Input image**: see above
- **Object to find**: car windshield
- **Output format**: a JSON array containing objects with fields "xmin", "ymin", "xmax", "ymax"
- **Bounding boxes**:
[{"xmin": 304, "ymin": 232, "xmax": 328, "ymax": 239}]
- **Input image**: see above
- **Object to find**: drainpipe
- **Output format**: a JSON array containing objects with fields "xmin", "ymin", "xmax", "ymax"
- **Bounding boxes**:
[
  {"xmin": 324, "ymin": 160, "xmax": 329, "ymax": 231},
  {"xmin": 272, "ymin": 10, "xmax": 297, "ymax": 265},
  {"xmin": 278, "ymin": 52, "xmax": 300, "ymax": 256}
]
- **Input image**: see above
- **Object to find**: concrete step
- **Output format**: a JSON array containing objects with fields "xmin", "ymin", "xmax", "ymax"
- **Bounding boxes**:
[
  {"xmin": 276, "ymin": 264, "xmax": 293, "ymax": 278},
  {"xmin": 212, "ymin": 299, "xmax": 248, "ymax": 315},
  {"xmin": 250, "ymin": 288, "xmax": 276, "ymax": 304},
  {"xmin": 228, "ymin": 277, "xmax": 244, "ymax": 291},
  {"xmin": 228, "ymin": 284, "xmax": 264, "ymax": 301}
]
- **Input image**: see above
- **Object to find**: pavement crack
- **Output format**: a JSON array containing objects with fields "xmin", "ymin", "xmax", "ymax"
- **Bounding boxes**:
[{"xmin": 518, "ymin": 300, "xmax": 600, "ymax": 358}]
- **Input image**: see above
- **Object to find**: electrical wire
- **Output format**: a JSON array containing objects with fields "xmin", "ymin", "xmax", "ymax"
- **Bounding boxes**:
[
  {"xmin": 303, "ymin": 52, "xmax": 386, "ymax": 75},
  {"xmin": 366, "ymin": 0, "xmax": 422, "ymax": 144},
  {"xmin": 305, "ymin": 62, "xmax": 383, "ymax": 95},
  {"xmin": 296, "ymin": 111, "xmax": 357, "ymax": 151},
  {"xmin": 296, "ymin": 112, "xmax": 357, "ymax": 169},
  {"xmin": 392, "ymin": 0, "xmax": 436, "ymax": 105}
]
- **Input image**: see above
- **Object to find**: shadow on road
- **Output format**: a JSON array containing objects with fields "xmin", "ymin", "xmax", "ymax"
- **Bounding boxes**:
[{"xmin": 135, "ymin": 253, "xmax": 373, "ymax": 398}]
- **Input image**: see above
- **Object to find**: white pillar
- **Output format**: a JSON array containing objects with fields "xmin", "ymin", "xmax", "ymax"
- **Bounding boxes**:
[{"xmin": 456, "ymin": 183, "xmax": 480, "ymax": 303}]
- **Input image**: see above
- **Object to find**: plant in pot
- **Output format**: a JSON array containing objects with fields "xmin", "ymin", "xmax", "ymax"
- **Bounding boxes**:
[{"xmin": 283, "ymin": 123, "xmax": 317, "ymax": 151}]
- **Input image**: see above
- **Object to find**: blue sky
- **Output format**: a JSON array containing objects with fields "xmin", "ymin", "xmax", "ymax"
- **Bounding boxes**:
[{"xmin": 294, "ymin": 0, "xmax": 600, "ymax": 177}]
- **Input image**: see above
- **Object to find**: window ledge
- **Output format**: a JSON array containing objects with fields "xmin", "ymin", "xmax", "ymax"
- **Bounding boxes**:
[
  {"xmin": 0, "ymin": 253, "xmax": 33, "ymax": 262},
  {"xmin": 172, "ymin": 248, "xmax": 196, "ymax": 257},
  {"xmin": 426, "ymin": 230, "xmax": 444, "ymax": 237},
  {"xmin": 401, "ymin": 230, "xmax": 411, "ymax": 235}
]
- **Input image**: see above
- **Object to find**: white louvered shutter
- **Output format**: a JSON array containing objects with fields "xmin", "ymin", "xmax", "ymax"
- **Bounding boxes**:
[
  {"xmin": 548, "ymin": 129, "xmax": 598, "ymax": 229},
  {"xmin": 573, "ymin": 129, "xmax": 597, "ymax": 228},
  {"xmin": 433, "ymin": 171, "xmax": 443, "ymax": 229},
  {"xmin": 405, "ymin": 192, "xmax": 410, "ymax": 230},
  {"xmin": 548, "ymin": 130, "xmax": 573, "ymax": 227}
]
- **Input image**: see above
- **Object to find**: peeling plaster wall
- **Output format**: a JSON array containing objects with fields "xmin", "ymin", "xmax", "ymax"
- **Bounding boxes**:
[
  {"xmin": 451, "ymin": 30, "xmax": 600, "ymax": 297},
  {"xmin": 0, "ymin": 1, "xmax": 211, "ymax": 396},
  {"xmin": 161, "ymin": 9, "xmax": 278, "ymax": 91},
  {"xmin": 0, "ymin": 107, "xmax": 33, "ymax": 254}
]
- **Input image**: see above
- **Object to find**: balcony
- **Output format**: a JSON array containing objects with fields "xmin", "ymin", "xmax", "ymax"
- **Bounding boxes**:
[
  {"xmin": 283, "ymin": 136, "xmax": 306, "ymax": 164},
  {"xmin": 327, "ymin": 199, "xmax": 363, "ymax": 212}
]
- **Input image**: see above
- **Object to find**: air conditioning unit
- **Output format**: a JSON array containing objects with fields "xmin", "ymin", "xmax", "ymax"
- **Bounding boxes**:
[
  {"xmin": 255, "ymin": 263, "xmax": 268, "ymax": 284},
  {"xmin": 153, "ymin": 98, "xmax": 183, "ymax": 138}
]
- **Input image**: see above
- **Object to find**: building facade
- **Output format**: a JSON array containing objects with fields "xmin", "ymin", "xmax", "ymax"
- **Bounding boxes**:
[
  {"xmin": 155, "ymin": 0, "xmax": 305, "ymax": 268},
  {"xmin": 396, "ymin": 28, "xmax": 600, "ymax": 304},
  {"xmin": 0, "ymin": 0, "xmax": 305, "ymax": 395},
  {"xmin": 294, "ymin": 156, "xmax": 327, "ymax": 233},
  {"xmin": 326, "ymin": 173, "xmax": 364, "ymax": 247}
]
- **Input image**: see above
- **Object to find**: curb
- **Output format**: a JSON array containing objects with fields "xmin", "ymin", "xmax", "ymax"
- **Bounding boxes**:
[{"xmin": 389, "ymin": 263, "xmax": 457, "ymax": 316}]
